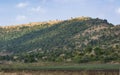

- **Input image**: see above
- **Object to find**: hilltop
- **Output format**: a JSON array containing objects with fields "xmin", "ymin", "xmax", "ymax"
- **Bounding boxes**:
[{"xmin": 0, "ymin": 17, "xmax": 120, "ymax": 63}]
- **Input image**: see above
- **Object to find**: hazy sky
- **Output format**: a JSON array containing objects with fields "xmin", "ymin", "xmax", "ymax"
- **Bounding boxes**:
[{"xmin": 0, "ymin": 0, "xmax": 120, "ymax": 26}]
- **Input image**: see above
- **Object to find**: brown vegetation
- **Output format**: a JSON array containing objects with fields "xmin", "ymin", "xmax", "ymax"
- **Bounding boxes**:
[{"xmin": 0, "ymin": 70, "xmax": 119, "ymax": 75}]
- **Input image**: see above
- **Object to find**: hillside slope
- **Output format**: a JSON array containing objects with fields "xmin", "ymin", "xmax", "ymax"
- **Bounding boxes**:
[{"xmin": 0, "ymin": 17, "xmax": 120, "ymax": 63}]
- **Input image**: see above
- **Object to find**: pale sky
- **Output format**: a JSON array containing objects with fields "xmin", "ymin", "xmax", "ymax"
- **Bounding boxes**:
[{"xmin": 0, "ymin": 0, "xmax": 120, "ymax": 26}]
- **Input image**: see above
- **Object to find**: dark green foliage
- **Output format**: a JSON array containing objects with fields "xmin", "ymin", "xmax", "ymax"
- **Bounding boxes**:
[
  {"xmin": 0, "ymin": 17, "xmax": 120, "ymax": 63},
  {"xmin": 94, "ymin": 47, "xmax": 102, "ymax": 55},
  {"xmin": 85, "ymin": 46, "xmax": 93, "ymax": 53}
]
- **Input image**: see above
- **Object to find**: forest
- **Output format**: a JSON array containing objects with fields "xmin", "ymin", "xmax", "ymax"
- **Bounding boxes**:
[{"xmin": 0, "ymin": 17, "xmax": 120, "ymax": 63}]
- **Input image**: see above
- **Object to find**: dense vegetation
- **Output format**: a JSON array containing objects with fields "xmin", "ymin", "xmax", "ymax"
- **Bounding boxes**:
[{"xmin": 0, "ymin": 17, "xmax": 120, "ymax": 63}]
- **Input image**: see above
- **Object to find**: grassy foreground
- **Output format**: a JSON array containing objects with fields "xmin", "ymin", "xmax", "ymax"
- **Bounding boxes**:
[{"xmin": 0, "ymin": 62, "xmax": 120, "ymax": 71}]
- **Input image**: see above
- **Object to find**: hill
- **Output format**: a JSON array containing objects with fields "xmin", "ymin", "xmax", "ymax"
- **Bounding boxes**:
[{"xmin": 0, "ymin": 17, "xmax": 120, "ymax": 63}]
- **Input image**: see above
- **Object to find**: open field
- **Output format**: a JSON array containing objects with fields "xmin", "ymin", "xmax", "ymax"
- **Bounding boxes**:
[
  {"xmin": 0, "ymin": 70, "xmax": 119, "ymax": 75},
  {"xmin": 0, "ymin": 62, "xmax": 120, "ymax": 71},
  {"xmin": 0, "ymin": 62, "xmax": 120, "ymax": 75}
]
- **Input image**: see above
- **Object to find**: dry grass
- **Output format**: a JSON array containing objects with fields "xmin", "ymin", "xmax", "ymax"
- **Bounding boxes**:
[{"xmin": 0, "ymin": 70, "xmax": 119, "ymax": 75}]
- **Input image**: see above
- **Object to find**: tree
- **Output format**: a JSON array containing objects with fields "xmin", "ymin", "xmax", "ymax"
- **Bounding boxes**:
[{"xmin": 94, "ymin": 47, "xmax": 102, "ymax": 55}]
